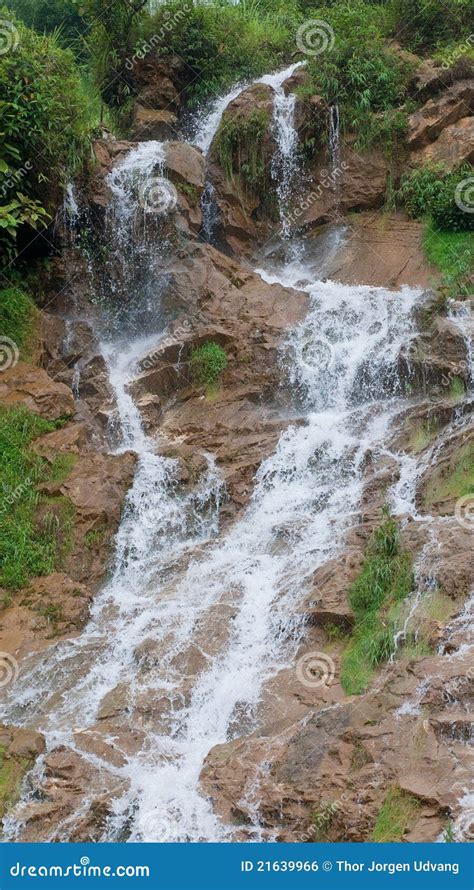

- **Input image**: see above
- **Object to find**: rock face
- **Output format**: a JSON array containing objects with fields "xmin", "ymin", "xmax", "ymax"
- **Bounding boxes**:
[
  {"xmin": 407, "ymin": 80, "xmax": 474, "ymax": 149},
  {"xmin": 0, "ymin": 364, "xmax": 75, "ymax": 421}
]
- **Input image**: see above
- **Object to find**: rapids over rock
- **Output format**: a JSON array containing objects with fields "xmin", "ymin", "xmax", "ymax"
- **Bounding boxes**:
[{"xmin": 0, "ymin": 60, "xmax": 472, "ymax": 846}]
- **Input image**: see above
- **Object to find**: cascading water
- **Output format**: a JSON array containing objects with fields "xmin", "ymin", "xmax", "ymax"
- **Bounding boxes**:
[
  {"xmin": 1, "ymin": 68, "xmax": 472, "ymax": 845},
  {"xmin": 258, "ymin": 62, "xmax": 305, "ymax": 237},
  {"xmin": 328, "ymin": 104, "xmax": 342, "ymax": 216}
]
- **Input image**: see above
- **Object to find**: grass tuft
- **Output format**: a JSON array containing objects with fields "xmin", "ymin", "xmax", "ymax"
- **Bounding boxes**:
[
  {"xmin": 372, "ymin": 787, "xmax": 420, "ymax": 842},
  {"xmin": 341, "ymin": 510, "xmax": 414, "ymax": 694}
]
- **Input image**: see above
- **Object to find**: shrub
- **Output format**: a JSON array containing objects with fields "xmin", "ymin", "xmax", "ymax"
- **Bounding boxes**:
[
  {"xmin": 6, "ymin": 0, "xmax": 86, "ymax": 48},
  {"xmin": 136, "ymin": 0, "xmax": 296, "ymax": 104},
  {"xmin": 190, "ymin": 341, "xmax": 228, "ymax": 388},
  {"xmin": 389, "ymin": 0, "xmax": 472, "ymax": 51},
  {"xmin": 305, "ymin": 2, "xmax": 412, "ymax": 147},
  {"xmin": 397, "ymin": 165, "xmax": 474, "ymax": 232},
  {"xmin": 0, "ymin": 406, "xmax": 74, "ymax": 589},
  {"xmin": 0, "ymin": 9, "xmax": 93, "ymax": 262}
]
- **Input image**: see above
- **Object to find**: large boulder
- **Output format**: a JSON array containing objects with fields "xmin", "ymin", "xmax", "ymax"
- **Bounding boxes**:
[
  {"xmin": 411, "ymin": 116, "xmax": 474, "ymax": 170},
  {"xmin": 407, "ymin": 80, "xmax": 474, "ymax": 149},
  {"xmin": 0, "ymin": 363, "xmax": 75, "ymax": 421}
]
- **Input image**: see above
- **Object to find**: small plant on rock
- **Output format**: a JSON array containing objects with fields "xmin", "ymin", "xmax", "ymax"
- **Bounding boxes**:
[{"xmin": 190, "ymin": 341, "xmax": 227, "ymax": 391}]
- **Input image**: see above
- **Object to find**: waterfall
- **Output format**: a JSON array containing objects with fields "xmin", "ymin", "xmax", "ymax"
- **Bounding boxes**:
[
  {"xmin": 328, "ymin": 104, "xmax": 342, "ymax": 215},
  {"xmin": 1, "ymin": 66, "xmax": 471, "ymax": 846},
  {"xmin": 190, "ymin": 63, "xmax": 304, "ymax": 243},
  {"xmin": 258, "ymin": 62, "xmax": 305, "ymax": 237}
]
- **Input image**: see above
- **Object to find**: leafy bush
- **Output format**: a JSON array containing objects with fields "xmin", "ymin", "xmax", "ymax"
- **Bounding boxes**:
[
  {"xmin": 137, "ymin": 0, "xmax": 296, "ymax": 104},
  {"xmin": 389, "ymin": 0, "xmax": 472, "ymax": 51},
  {"xmin": 0, "ymin": 406, "xmax": 74, "ymax": 590},
  {"xmin": 305, "ymin": 2, "xmax": 412, "ymax": 147},
  {"xmin": 6, "ymin": 0, "xmax": 86, "ymax": 48},
  {"xmin": 0, "ymin": 10, "xmax": 93, "ymax": 263},
  {"xmin": 341, "ymin": 511, "xmax": 414, "ymax": 694},
  {"xmin": 190, "ymin": 341, "xmax": 228, "ymax": 388},
  {"xmin": 397, "ymin": 165, "xmax": 474, "ymax": 232},
  {"xmin": 0, "ymin": 287, "xmax": 36, "ymax": 354}
]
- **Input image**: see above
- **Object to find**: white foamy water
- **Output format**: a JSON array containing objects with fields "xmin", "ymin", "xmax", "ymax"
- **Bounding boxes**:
[{"xmin": 2, "ymin": 72, "xmax": 471, "ymax": 845}]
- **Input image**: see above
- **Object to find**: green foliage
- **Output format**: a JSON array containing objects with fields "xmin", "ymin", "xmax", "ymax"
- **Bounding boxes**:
[
  {"xmin": 138, "ymin": 0, "xmax": 296, "ymax": 104},
  {"xmin": 397, "ymin": 165, "xmax": 474, "ymax": 232},
  {"xmin": 443, "ymin": 820, "xmax": 455, "ymax": 843},
  {"xmin": 305, "ymin": 1, "xmax": 412, "ymax": 148},
  {"xmin": 215, "ymin": 107, "xmax": 270, "ymax": 193},
  {"xmin": 6, "ymin": 0, "xmax": 86, "ymax": 48},
  {"xmin": 372, "ymin": 788, "xmax": 420, "ymax": 841},
  {"xmin": 0, "ymin": 10, "xmax": 94, "ymax": 263},
  {"xmin": 190, "ymin": 341, "xmax": 228, "ymax": 388},
  {"xmin": 79, "ymin": 0, "xmax": 148, "ymax": 106},
  {"xmin": 389, "ymin": 0, "xmax": 472, "ymax": 51},
  {"xmin": 341, "ymin": 511, "xmax": 414, "ymax": 694},
  {"xmin": 0, "ymin": 287, "xmax": 36, "ymax": 353},
  {"xmin": 0, "ymin": 406, "xmax": 74, "ymax": 589}
]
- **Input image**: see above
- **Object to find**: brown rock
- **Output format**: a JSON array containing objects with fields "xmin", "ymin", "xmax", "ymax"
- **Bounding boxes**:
[
  {"xmin": 132, "ymin": 106, "xmax": 178, "ymax": 141},
  {"xmin": 165, "ymin": 142, "xmax": 206, "ymax": 190},
  {"xmin": 0, "ymin": 363, "xmax": 75, "ymax": 420},
  {"xmin": 411, "ymin": 116, "xmax": 474, "ymax": 170},
  {"xmin": 407, "ymin": 81, "xmax": 474, "ymax": 149}
]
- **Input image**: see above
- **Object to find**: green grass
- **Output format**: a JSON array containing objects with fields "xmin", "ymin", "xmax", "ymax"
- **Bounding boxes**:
[
  {"xmin": 341, "ymin": 511, "xmax": 414, "ymax": 694},
  {"xmin": 190, "ymin": 341, "xmax": 228, "ymax": 390},
  {"xmin": 423, "ymin": 220, "xmax": 474, "ymax": 298},
  {"xmin": 372, "ymin": 788, "xmax": 420, "ymax": 841},
  {"xmin": 0, "ymin": 288, "xmax": 37, "ymax": 358},
  {"xmin": 0, "ymin": 406, "xmax": 75, "ymax": 590}
]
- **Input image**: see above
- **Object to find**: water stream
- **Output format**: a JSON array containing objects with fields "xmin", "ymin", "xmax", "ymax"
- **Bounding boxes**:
[{"xmin": 0, "ymin": 68, "xmax": 472, "ymax": 844}]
